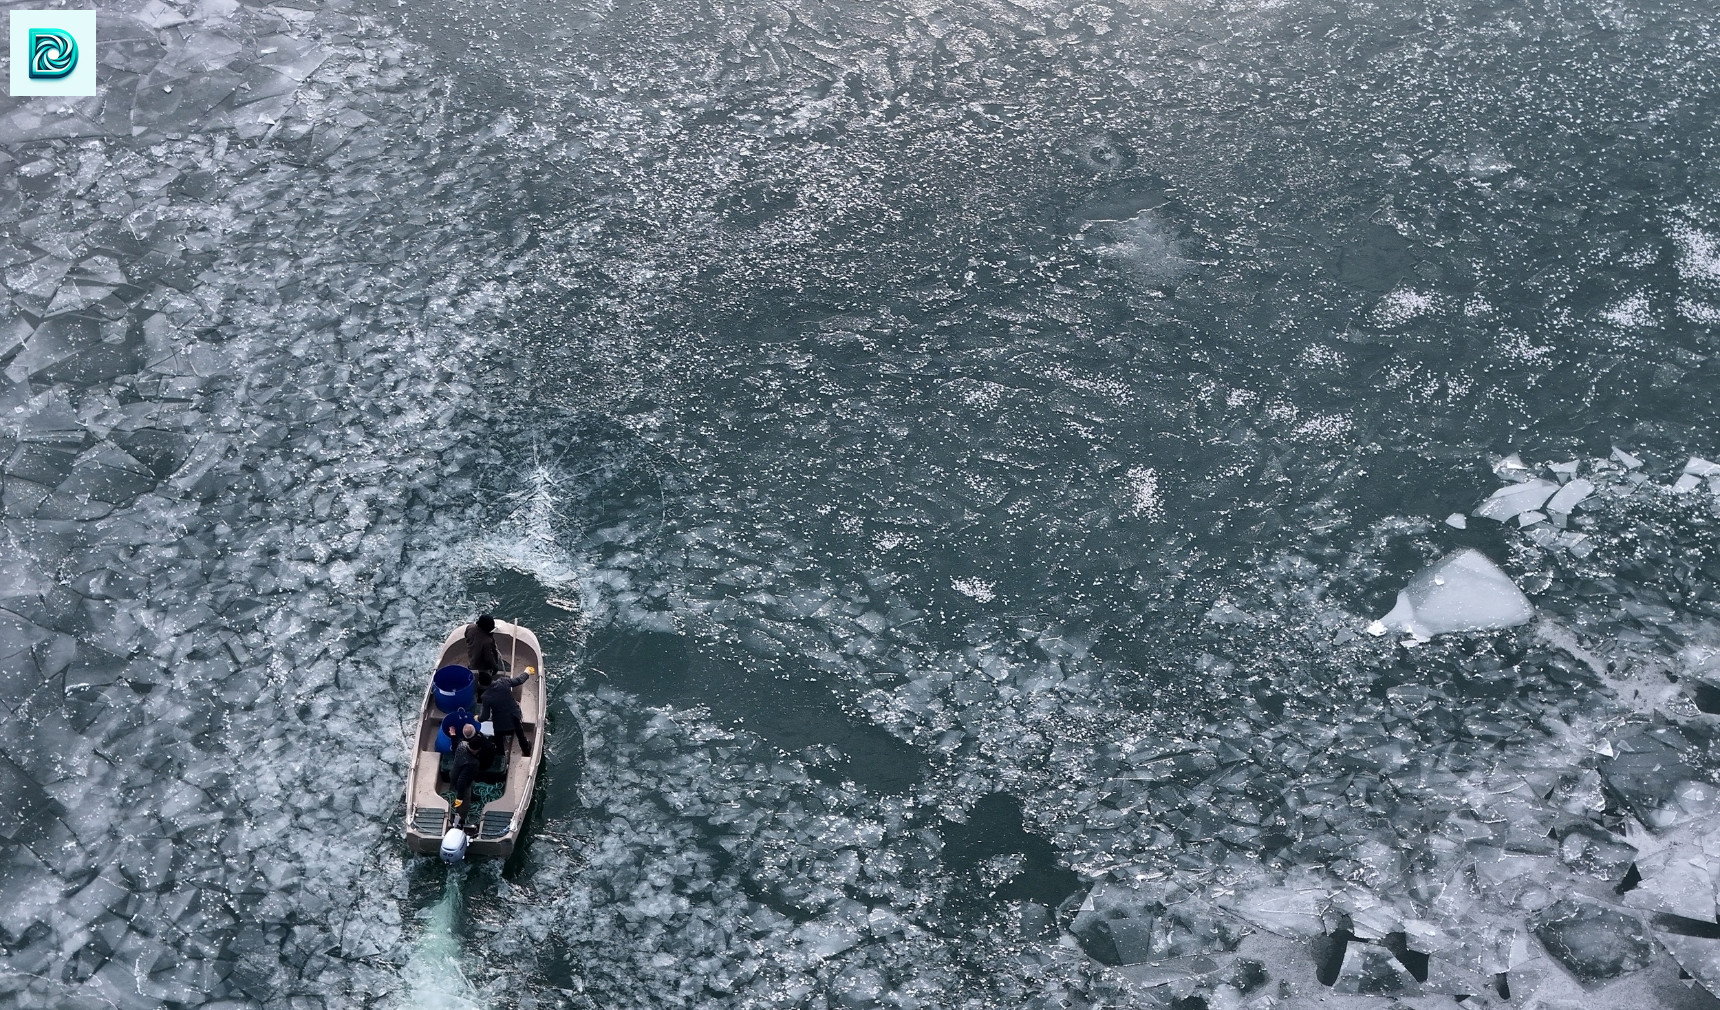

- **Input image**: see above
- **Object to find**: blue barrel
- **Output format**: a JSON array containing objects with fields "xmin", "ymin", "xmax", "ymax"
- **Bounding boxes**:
[{"xmin": 432, "ymin": 665, "xmax": 475, "ymax": 714}]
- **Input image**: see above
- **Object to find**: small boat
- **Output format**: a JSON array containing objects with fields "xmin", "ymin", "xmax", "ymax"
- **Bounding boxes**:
[{"xmin": 403, "ymin": 620, "xmax": 547, "ymax": 862}]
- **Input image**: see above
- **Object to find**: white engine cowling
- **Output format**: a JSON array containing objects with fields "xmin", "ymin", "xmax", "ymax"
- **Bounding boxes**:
[{"xmin": 439, "ymin": 827, "xmax": 469, "ymax": 864}]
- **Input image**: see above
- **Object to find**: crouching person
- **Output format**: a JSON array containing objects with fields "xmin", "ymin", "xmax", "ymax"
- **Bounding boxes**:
[{"xmin": 448, "ymin": 724, "xmax": 497, "ymax": 829}]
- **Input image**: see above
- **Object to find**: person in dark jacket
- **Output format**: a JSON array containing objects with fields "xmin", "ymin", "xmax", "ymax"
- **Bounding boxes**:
[
  {"xmin": 448, "ymin": 724, "xmax": 497, "ymax": 827},
  {"xmin": 464, "ymin": 614, "xmax": 506, "ymax": 679},
  {"xmin": 439, "ymin": 708, "xmax": 480, "ymax": 751},
  {"xmin": 481, "ymin": 667, "xmax": 533, "ymax": 758}
]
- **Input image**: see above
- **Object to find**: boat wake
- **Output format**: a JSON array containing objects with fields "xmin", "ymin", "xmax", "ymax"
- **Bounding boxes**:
[{"xmin": 398, "ymin": 871, "xmax": 479, "ymax": 1010}]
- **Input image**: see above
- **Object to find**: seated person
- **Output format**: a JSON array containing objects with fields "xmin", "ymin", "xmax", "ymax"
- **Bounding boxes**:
[
  {"xmin": 437, "ymin": 708, "xmax": 480, "ymax": 753},
  {"xmin": 448, "ymin": 724, "xmax": 498, "ymax": 827}
]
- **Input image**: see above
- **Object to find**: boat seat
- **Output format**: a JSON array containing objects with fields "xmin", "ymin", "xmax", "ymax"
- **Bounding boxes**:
[
  {"xmin": 478, "ymin": 809, "xmax": 512, "ymax": 840},
  {"xmin": 413, "ymin": 806, "xmax": 448, "ymax": 836}
]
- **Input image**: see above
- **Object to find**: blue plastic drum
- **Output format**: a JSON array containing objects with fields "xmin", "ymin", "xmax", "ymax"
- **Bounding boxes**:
[{"xmin": 432, "ymin": 664, "xmax": 476, "ymax": 714}]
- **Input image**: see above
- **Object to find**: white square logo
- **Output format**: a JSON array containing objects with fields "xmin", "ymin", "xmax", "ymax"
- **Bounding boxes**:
[{"xmin": 10, "ymin": 10, "xmax": 97, "ymax": 97}]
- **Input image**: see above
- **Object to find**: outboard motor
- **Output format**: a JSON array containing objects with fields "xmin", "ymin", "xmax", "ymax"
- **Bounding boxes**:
[{"xmin": 439, "ymin": 827, "xmax": 469, "ymax": 864}]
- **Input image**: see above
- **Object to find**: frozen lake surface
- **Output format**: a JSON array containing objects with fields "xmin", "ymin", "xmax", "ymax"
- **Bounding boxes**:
[{"xmin": 5, "ymin": 0, "xmax": 1720, "ymax": 1007}]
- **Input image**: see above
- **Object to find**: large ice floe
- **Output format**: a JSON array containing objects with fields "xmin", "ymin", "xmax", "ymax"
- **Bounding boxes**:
[{"xmin": 1369, "ymin": 548, "xmax": 1535, "ymax": 641}]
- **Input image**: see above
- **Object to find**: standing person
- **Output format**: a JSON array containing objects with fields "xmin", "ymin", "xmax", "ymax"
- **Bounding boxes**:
[
  {"xmin": 464, "ymin": 614, "xmax": 506, "ymax": 680},
  {"xmin": 481, "ymin": 665, "xmax": 534, "ymax": 758}
]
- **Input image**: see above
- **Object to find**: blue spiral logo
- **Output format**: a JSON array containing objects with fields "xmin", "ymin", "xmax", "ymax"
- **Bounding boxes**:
[{"xmin": 28, "ymin": 28, "xmax": 78, "ymax": 80}]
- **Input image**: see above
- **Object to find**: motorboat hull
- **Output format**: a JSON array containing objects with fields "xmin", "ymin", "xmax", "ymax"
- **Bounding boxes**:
[{"xmin": 403, "ymin": 621, "xmax": 547, "ymax": 859}]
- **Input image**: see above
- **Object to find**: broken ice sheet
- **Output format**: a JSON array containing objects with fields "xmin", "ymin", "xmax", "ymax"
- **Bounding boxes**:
[
  {"xmin": 1332, "ymin": 941, "xmax": 1416, "ymax": 995},
  {"xmin": 1555, "ymin": 826, "xmax": 1637, "ymax": 884},
  {"xmin": 1113, "ymin": 954, "xmax": 1221, "ymax": 987},
  {"xmin": 1658, "ymin": 931, "xmax": 1720, "ymax": 997},
  {"xmin": 1225, "ymin": 883, "xmax": 1324, "ymax": 937},
  {"xmin": 1091, "ymin": 917, "xmax": 1156, "ymax": 965},
  {"xmin": 255, "ymin": 35, "xmax": 327, "ymax": 81},
  {"xmin": 1545, "ymin": 478, "xmax": 1594, "ymax": 515},
  {"xmin": 796, "ymin": 920, "xmax": 862, "ymax": 959},
  {"xmin": 1202, "ymin": 600, "xmax": 1255, "ymax": 625},
  {"xmin": 1622, "ymin": 845, "xmax": 1718, "ymax": 922},
  {"xmin": 1475, "ymin": 477, "xmax": 1559, "ymax": 522},
  {"xmin": 1493, "ymin": 453, "xmax": 1533, "ymax": 481},
  {"xmin": 1601, "ymin": 725, "xmax": 1700, "ymax": 830},
  {"xmin": 1527, "ymin": 897, "xmax": 1653, "ymax": 983},
  {"xmin": 1372, "ymin": 548, "xmax": 1533, "ymax": 639}
]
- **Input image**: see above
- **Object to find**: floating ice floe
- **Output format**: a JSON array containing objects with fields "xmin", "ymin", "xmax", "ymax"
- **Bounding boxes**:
[
  {"xmin": 1493, "ymin": 453, "xmax": 1533, "ymax": 481},
  {"xmin": 1676, "ymin": 457, "xmax": 1720, "ymax": 494},
  {"xmin": 1545, "ymin": 477, "xmax": 1594, "ymax": 515},
  {"xmin": 1527, "ymin": 897, "xmax": 1654, "ymax": 983},
  {"xmin": 1474, "ymin": 478, "xmax": 1558, "ymax": 522},
  {"xmin": 1368, "ymin": 549, "xmax": 1534, "ymax": 640}
]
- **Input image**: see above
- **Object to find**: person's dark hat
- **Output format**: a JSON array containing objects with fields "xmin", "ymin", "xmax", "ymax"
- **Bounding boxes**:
[{"xmin": 476, "ymin": 614, "xmax": 496, "ymax": 632}]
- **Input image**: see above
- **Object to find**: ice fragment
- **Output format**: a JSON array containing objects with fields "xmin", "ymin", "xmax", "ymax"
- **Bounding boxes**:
[
  {"xmin": 1658, "ymin": 932, "xmax": 1720, "ymax": 996},
  {"xmin": 1601, "ymin": 725, "xmax": 1699, "ymax": 829},
  {"xmin": 1526, "ymin": 897, "xmax": 1653, "ymax": 983},
  {"xmin": 1331, "ymin": 942, "xmax": 1415, "ymax": 995},
  {"xmin": 1544, "ymin": 478, "xmax": 1593, "ymax": 515},
  {"xmin": 1492, "ymin": 454, "xmax": 1531, "ymax": 481},
  {"xmin": 1444, "ymin": 513, "xmax": 1466, "ymax": 529},
  {"xmin": 796, "ymin": 920, "xmax": 862, "ymax": 959},
  {"xmin": 1622, "ymin": 845, "xmax": 1718, "ymax": 922},
  {"xmin": 1475, "ymin": 479, "xmax": 1558, "ymax": 521},
  {"xmin": 1228, "ymin": 886, "xmax": 1323, "ymax": 937},
  {"xmin": 1376, "ymin": 549, "xmax": 1534, "ymax": 639}
]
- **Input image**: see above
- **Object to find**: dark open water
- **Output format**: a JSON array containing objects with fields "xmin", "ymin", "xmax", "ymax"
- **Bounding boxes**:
[{"xmin": 4, "ymin": 0, "xmax": 1720, "ymax": 1007}]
